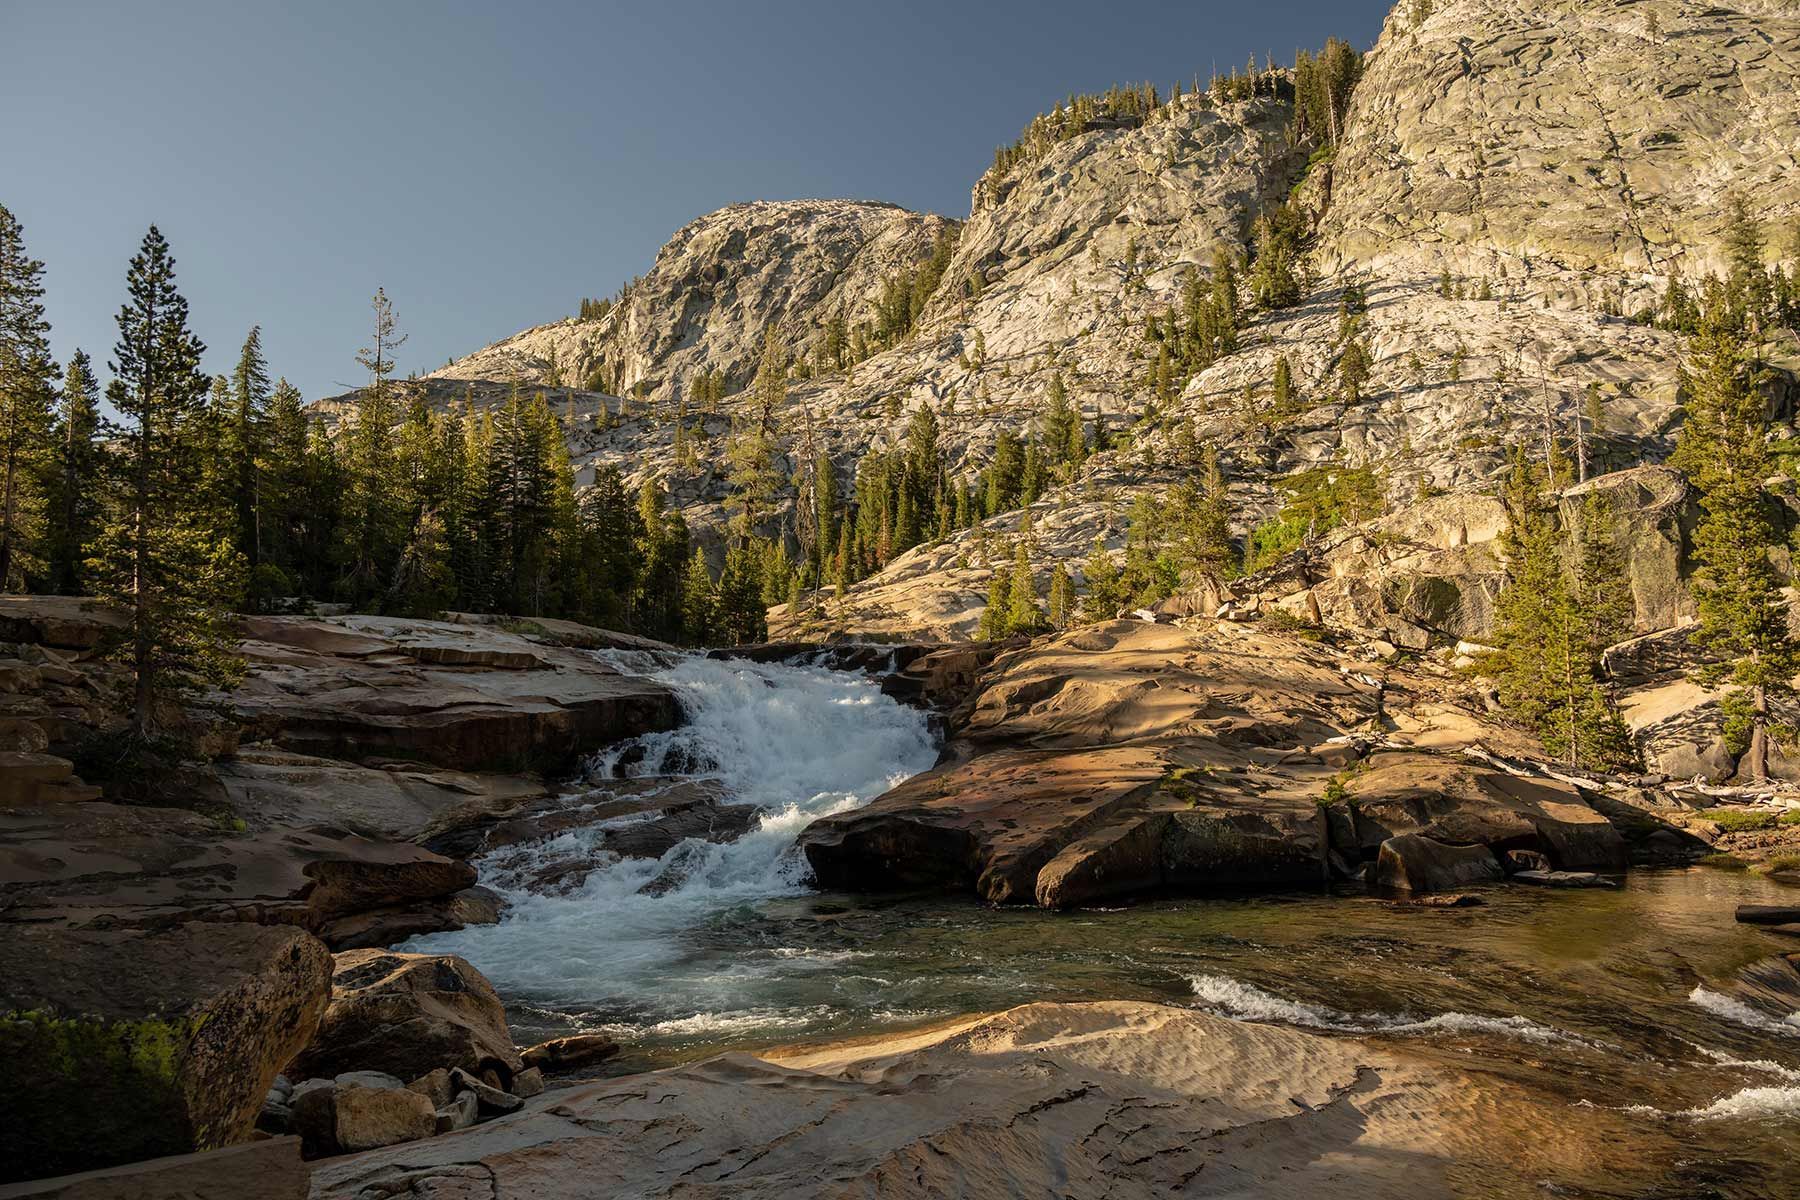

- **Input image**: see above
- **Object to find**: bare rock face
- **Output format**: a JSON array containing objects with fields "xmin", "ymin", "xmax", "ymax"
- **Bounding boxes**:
[
  {"xmin": 0, "ymin": 803, "xmax": 479, "ymax": 945},
  {"xmin": 0, "ymin": 923, "xmax": 332, "ymax": 1183},
  {"xmin": 1319, "ymin": 0, "xmax": 1800, "ymax": 292},
  {"xmin": 288, "ymin": 949, "xmax": 523, "ymax": 1088},
  {"xmin": 427, "ymin": 199, "xmax": 955, "ymax": 400},
  {"xmin": 227, "ymin": 614, "xmax": 680, "ymax": 776},
  {"xmin": 802, "ymin": 618, "xmax": 1648, "ymax": 907},
  {"xmin": 308, "ymin": 1000, "xmax": 1658, "ymax": 1200}
]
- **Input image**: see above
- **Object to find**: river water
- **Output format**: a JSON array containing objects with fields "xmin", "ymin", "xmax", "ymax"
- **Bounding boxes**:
[{"xmin": 410, "ymin": 654, "xmax": 1800, "ymax": 1196}]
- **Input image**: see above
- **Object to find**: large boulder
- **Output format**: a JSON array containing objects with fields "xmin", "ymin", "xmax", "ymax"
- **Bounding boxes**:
[
  {"xmin": 0, "ymin": 924, "xmax": 331, "ymax": 1183},
  {"xmin": 1373, "ymin": 834, "xmax": 1503, "ymax": 894},
  {"xmin": 288, "ymin": 950, "xmax": 522, "ymax": 1088}
]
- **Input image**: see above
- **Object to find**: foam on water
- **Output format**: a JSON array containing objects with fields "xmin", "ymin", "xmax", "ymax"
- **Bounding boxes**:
[
  {"xmin": 407, "ymin": 653, "xmax": 939, "ymax": 1028},
  {"xmin": 1689, "ymin": 987, "xmax": 1800, "ymax": 1038},
  {"xmin": 1188, "ymin": 972, "xmax": 1582, "ymax": 1045}
]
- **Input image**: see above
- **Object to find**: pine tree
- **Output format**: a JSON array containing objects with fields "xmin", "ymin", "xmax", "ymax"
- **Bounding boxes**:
[
  {"xmin": 341, "ymin": 289, "xmax": 407, "ymax": 603},
  {"xmin": 89, "ymin": 226, "xmax": 244, "ymax": 740},
  {"xmin": 261, "ymin": 378, "xmax": 308, "ymax": 587},
  {"xmin": 1669, "ymin": 312, "xmax": 1800, "ymax": 778},
  {"xmin": 224, "ymin": 326, "xmax": 271, "ymax": 567},
  {"xmin": 0, "ymin": 203, "xmax": 57, "ymax": 589},
  {"xmin": 1003, "ymin": 545, "xmax": 1043, "ymax": 635},
  {"xmin": 726, "ymin": 330, "xmax": 785, "ymax": 542},
  {"xmin": 1048, "ymin": 562, "xmax": 1075, "ymax": 629},
  {"xmin": 1081, "ymin": 536, "xmax": 1125, "ymax": 621},
  {"xmin": 977, "ymin": 560, "xmax": 1011, "ymax": 640},
  {"xmin": 681, "ymin": 551, "xmax": 715, "ymax": 643},
  {"xmin": 44, "ymin": 350, "xmax": 103, "ymax": 594},
  {"xmin": 1338, "ymin": 337, "xmax": 1373, "ymax": 403}
]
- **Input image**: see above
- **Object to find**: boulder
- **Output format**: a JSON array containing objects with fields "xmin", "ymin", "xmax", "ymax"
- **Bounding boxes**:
[
  {"xmin": 1373, "ymin": 834, "xmax": 1503, "ymax": 894},
  {"xmin": 288, "ymin": 950, "xmax": 522, "ymax": 1088},
  {"xmin": 0, "ymin": 924, "xmax": 332, "ymax": 1183},
  {"xmin": 520, "ymin": 1033, "xmax": 621, "ymax": 1072},
  {"xmin": 292, "ymin": 1077, "xmax": 435, "ymax": 1158}
]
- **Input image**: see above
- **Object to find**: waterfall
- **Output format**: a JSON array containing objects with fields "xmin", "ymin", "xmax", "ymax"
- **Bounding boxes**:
[{"xmin": 406, "ymin": 652, "xmax": 939, "ymax": 1036}]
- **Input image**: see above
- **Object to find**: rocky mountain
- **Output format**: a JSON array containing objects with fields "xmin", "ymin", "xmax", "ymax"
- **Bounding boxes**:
[
  {"xmin": 425, "ymin": 199, "xmax": 955, "ymax": 399},
  {"xmin": 319, "ymin": 0, "xmax": 1799, "ymax": 638}
]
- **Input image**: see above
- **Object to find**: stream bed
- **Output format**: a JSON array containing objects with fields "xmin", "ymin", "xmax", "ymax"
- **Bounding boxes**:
[{"xmin": 409, "ymin": 653, "xmax": 1800, "ymax": 1195}]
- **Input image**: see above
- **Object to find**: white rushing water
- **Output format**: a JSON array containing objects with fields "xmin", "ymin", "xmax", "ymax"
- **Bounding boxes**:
[
  {"xmin": 1187, "ymin": 972, "xmax": 1589, "ymax": 1046},
  {"xmin": 407, "ymin": 652, "xmax": 938, "ymax": 1035}
]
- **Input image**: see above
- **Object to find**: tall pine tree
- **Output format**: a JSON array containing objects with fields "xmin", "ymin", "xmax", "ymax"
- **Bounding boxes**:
[{"xmin": 90, "ymin": 227, "xmax": 244, "ymax": 740}]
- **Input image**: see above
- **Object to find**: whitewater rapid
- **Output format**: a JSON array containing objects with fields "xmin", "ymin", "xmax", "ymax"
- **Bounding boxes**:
[{"xmin": 407, "ymin": 652, "xmax": 939, "ymax": 1032}]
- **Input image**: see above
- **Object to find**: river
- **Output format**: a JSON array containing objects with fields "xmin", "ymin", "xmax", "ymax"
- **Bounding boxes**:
[{"xmin": 409, "ymin": 653, "xmax": 1800, "ymax": 1196}]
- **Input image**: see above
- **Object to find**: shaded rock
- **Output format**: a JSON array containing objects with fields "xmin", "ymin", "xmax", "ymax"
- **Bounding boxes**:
[
  {"xmin": 1344, "ymin": 753, "xmax": 1627, "ymax": 870},
  {"xmin": 434, "ymin": 1090, "xmax": 479, "ymax": 1134},
  {"xmin": 0, "ymin": 804, "xmax": 479, "ymax": 941},
  {"xmin": 0, "ymin": 923, "xmax": 331, "ymax": 1182},
  {"xmin": 512, "ymin": 1067, "xmax": 545, "ymax": 1098},
  {"xmin": 0, "ymin": 1136, "xmax": 307, "ymax": 1200},
  {"xmin": 1512, "ymin": 869, "xmax": 1614, "ymax": 889},
  {"xmin": 449, "ymin": 1066, "xmax": 523, "ymax": 1116},
  {"xmin": 1736, "ymin": 905, "xmax": 1800, "ymax": 926},
  {"xmin": 0, "ymin": 593, "xmax": 127, "ymax": 650},
  {"xmin": 313, "ymin": 886, "xmax": 501, "ymax": 952},
  {"xmin": 289, "ymin": 950, "xmax": 521, "ymax": 1088},
  {"xmin": 1373, "ymin": 834, "xmax": 1503, "ymax": 894},
  {"xmin": 1411, "ymin": 893, "xmax": 1484, "ymax": 908},
  {"xmin": 521, "ymin": 1033, "xmax": 620, "ymax": 1073},
  {"xmin": 406, "ymin": 1067, "xmax": 454, "ymax": 1109},
  {"xmin": 1602, "ymin": 624, "xmax": 1706, "ymax": 685}
]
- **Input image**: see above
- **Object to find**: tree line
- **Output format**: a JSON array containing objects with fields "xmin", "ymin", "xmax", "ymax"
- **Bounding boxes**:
[{"xmin": 0, "ymin": 212, "xmax": 775, "ymax": 744}]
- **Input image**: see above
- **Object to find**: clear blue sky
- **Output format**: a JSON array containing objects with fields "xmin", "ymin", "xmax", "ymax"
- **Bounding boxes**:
[{"xmin": 6, "ymin": 0, "xmax": 1391, "ymax": 401}]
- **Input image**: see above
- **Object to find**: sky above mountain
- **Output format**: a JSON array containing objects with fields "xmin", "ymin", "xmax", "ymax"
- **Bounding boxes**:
[{"xmin": 7, "ymin": 0, "xmax": 1390, "ymax": 402}]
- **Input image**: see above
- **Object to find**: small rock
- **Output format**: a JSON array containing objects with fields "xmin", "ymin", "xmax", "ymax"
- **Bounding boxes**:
[
  {"xmin": 408, "ymin": 1067, "xmax": 455, "ymax": 1108},
  {"xmin": 1412, "ymin": 893, "xmax": 1485, "ymax": 908},
  {"xmin": 1504, "ymin": 849, "xmax": 1549, "ymax": 873},
  {"xmin": 256, "ymin": 1097, "xmax": 293, "ymax": 1135},
  {"xmin": 450, "ymin": 1066, "xmax": 523, "ymax": 1116},
  {"xmin": 435, "ymin": 1089, "xmax": 480, "ymax": 1133},
  {"xmin": 512, "ymin": 1066, "xmax": 545, "ymax": 1098},
  {"xmin": 521, "ymin": 1033, "xmax": 621, "ymax": 1072},
  {"xmin": 1512, "ymin": 869, "xmax": 1614, "ymax": 889},
  {"xmin": 270, "ymin": 1074, "xmax": 294, "ymax": 1102}
]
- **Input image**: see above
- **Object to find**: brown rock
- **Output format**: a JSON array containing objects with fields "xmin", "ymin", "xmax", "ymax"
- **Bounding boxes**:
[
  {"xmin": 520, "ymin": 1033, "xmax": 621, "ymax": 1072},
  {"xmin": 512, "ymin": 1067, "xmax": 545, "ymax": 1098},
  {"xmin": 289, "ymin": 950, "xmax": 522, "ymax": 1087},
  {"xmin": 1373, "ymin": 834, "xmax": 1503, "ymax": 894},
  {"xmin": 0, "ymin": 924, "xmax": 331, "ymax": 1183},
  {"xmin": 329, "ymin": 1084, "xmax": 436, "ymax": 1154},
  {"xmin": 406, "ymin": 1067, "xmax": 454, "ymax": 1109}
]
